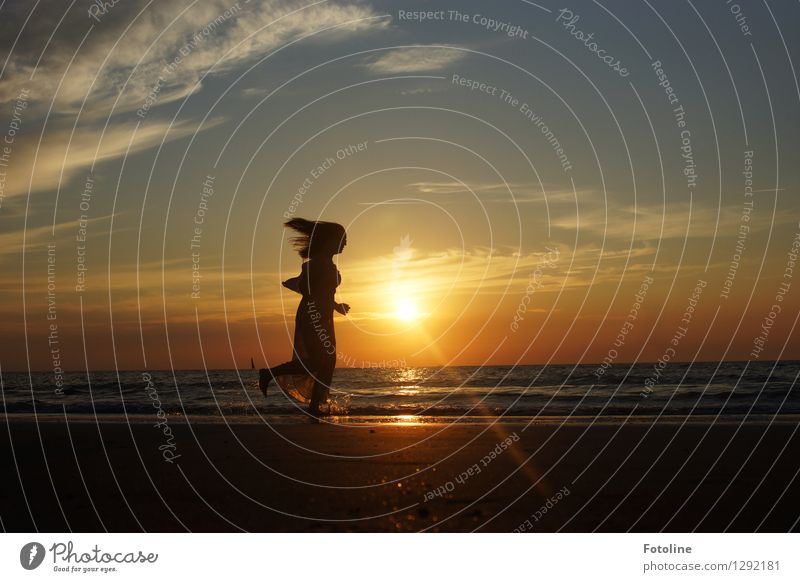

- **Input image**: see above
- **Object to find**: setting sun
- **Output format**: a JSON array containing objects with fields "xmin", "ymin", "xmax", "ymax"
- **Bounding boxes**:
[{"xmin": 395, "ymin": 298, "xmax": 420, "ymax": 321}]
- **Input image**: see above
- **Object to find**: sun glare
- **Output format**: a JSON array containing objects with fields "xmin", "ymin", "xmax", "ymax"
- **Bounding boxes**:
[{"xmin": 395, "ymin": 298, "xmax": 420, "ymax": 321}]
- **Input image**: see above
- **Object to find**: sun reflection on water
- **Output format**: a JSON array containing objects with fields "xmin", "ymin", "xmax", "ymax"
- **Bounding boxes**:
[{"xmin": 391, "ymin": 414, "xmax": 423, "ymax": 426}]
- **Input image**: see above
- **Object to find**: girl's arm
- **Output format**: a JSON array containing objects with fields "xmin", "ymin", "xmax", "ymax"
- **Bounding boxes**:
[{"xmin": 282, "ymin": 276, "xmax": 301, "ymax": 294}]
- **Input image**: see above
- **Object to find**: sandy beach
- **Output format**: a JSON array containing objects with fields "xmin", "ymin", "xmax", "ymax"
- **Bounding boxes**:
[{"xmin": 2, "ymin": 416, "xmax": 798, "ymax": 532}]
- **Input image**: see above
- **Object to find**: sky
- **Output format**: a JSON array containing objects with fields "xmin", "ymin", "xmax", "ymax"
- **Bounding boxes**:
[{"xmin": 0, "ymin": 0, "xmax": 798, "ymax": 371}]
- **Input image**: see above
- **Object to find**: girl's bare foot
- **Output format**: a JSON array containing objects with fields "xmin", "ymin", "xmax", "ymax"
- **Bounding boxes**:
[{"xmin": 308, "ymin": 402, "xmax": 331, "ymax": 422}]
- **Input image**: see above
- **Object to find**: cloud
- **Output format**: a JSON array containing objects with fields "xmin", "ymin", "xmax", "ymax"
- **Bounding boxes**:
[
  {"xmin": 364, "ymin": 47, "xmax": 465, "ymax": 73},
  {"xmin": 407, "ymin": 180, "xmax": 587, "ymax": 204},
  {"xmin": 0, "ymin": 0, "xmax": 389, "ymax": 207},
  {"xmin": 0, "ymin": 212, "xmax": 119, "ymax": 259},
  {"xmin": 400, "ymin": 87, "xmax": 436, "ymax": 96},
  {"xmin": 411, "ymin": 181, "xmax": 522, "ymax": 195},
  {"xmin": 0, "ymin": 1, "xmax": 388, "ymax": 117},
  {"xmin": 240, "ymin": 86, "xmax": 271, "ymax": 99},
  {"xmin": 1, "ymin": 116, "xmax": 224, "ymax": 199},
  {"xmin": 407, "ymin": 181, "xmax": 798, "ymax": 243},
  {"xmin": 549, "ymin": 201, "xmax": 782, "ymax": 241}
]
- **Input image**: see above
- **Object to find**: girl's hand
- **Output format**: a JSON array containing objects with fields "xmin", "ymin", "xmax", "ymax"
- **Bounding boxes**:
[{"xmin": 335, "ymin": 303, "xmax": 350, "ymax": 316}]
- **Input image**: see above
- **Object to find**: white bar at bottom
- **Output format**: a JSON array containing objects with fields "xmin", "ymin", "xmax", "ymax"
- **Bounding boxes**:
[{"xmin": 1, "ymin": 533, "xmax": 796, "ymax": 581}]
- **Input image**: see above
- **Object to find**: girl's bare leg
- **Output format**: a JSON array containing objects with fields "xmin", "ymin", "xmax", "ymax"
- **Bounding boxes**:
[{"xmin": 308, "ymin": 382, "xmax": 328, "ymax": 418}]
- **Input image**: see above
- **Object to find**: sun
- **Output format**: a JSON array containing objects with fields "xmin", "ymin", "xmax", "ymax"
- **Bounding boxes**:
[{"xmin": 395, "ymin": 298, "xmax": 420, "ymax": 321}]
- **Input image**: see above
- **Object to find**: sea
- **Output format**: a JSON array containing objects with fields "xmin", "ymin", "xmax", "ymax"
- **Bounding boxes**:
[{"xmin": 2, "ymin": 361, "xmax": 799, "ymax": 422}]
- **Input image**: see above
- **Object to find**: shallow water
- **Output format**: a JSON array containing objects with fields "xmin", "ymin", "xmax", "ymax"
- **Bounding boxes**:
[{"xmin": 3, "ymin": 361, "xmax": 798, "ymax": 420}]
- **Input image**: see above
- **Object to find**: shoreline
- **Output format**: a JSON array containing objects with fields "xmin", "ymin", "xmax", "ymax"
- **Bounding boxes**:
[
  {"xmin": 10, "ymin": 358, "xmax": 799, "ymax": 374},
  {"xmin": 5, "ymin": 412, "xmax": 800, "ymax": 425}
]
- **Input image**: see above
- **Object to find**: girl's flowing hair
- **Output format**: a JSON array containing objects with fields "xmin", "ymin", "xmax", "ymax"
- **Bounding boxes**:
[{"xmin": 284, "ymin": 218, "xmax": 345, "ymax": 259}]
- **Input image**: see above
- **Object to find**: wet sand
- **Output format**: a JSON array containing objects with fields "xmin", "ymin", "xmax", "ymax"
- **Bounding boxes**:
[{"xmin": 1, "ymin": 417, "xmax": 798, "ymax": 532}]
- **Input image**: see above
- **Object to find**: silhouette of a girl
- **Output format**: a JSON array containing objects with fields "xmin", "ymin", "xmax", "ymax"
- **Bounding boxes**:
[{"xmin": 260, "ymin": 218, "xmax": 349, "ymax": 417}]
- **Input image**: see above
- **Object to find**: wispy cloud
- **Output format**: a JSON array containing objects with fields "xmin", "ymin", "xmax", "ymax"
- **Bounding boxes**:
[
  {"xmin": 400, "ymin": 86, "xmax": 437, "ymax": 96},
  {"xmin": 407, "ymin": 180, "xmax": 585, "ymax": 204},
  {"xmin": 240, "ymin": 86, "xmax": 271, "ymax": 99},
  {"xmin": 0, "ymin": 212, "xmax": 119, "ymax": 258},
  {"xmin": 0, "ymin": 0, "xmax": 388, "ymax": 203},
  {"xmin": 364, "ymin": 47, "xmax": 464, "ymax": 73},
  {"xmin": 1, "ymin": 117, "xmax": 224, "ymax": 199},
  {"xmin": 407, "ymin": 181, "xmax": 798, "ymax": 243},
  {"xmin": 0, "ymin": 1, "xmax": 388, "ymax": 116},
  {"xmin": 549, "ymin": 201, "xmax": 788, "ymax": 241}
]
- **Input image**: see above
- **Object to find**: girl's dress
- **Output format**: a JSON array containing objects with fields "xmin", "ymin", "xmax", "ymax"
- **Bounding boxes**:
[{"xmin": 270, "ymin": 258, "xmax": 340, "ymax": 405}]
